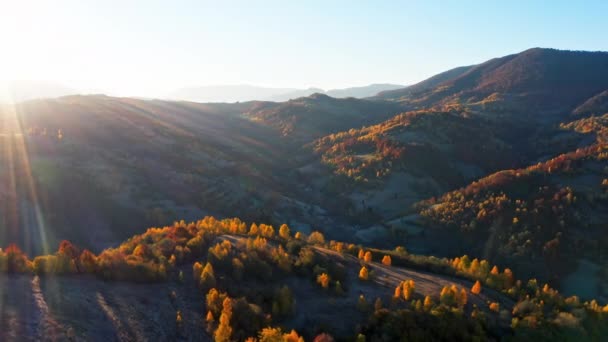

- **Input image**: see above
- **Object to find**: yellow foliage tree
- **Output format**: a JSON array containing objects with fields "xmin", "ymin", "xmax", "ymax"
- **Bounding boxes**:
[
  {"xmin": 308, "ymin": 231, "xmax": 325, "ymax": 245},
  {"xmin": 359, "ymin": 266, "xmax": 369, "ymax": 280},
  {"xmin": 402, "ymin": 280, "xmax": 415, "ymax": 300},
  {"xmin": 317, "ymin": 273, "xmax": 330, "ymax": 289},
  {"xmin": 364, "ymin": 251, "xmax": 372, "ymax": 263},
  {"xmin": 279, "ymin": 224, "xmax": 291, "ymax": 240},
  {"xmin": 381, "ymin": 255, "xmax": 391, "ymax": 266},
  {"xmin": 393, "ymin": 284, "xmax": 402, "ymax": 299},
  {"xmin": 423, "ymin": 295, "xmax": 433, "ymax": 311},
  {"xmin": 358, "ymin": 249, "xmax": 365, "ymax": 259},
  {"xmin": 249, "ymin": 223, "xmax": 259, "ymax": 236},
  {"xmin": 471, "ymin": 280, "xmax": 482, "ymax": 295},
  {"xmin": 214, "ymin": 298, "xmax": 232, "ymax": 342}
]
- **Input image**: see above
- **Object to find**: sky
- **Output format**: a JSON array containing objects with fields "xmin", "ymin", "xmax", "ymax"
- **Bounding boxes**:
[{"xmin": 0, "ymin": 0, "xmax": 607, "ymax": 98}]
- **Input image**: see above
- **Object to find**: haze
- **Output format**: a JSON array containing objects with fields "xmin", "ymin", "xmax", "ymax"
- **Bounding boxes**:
[{"xmin": 1, "ymin": 0, "xmax": 607, "ymax": 100}]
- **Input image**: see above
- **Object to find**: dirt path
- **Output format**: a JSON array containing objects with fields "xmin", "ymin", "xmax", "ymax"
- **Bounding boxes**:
[{"xmin": 313, "ymin": 245, "xmax": 515, "ymax": 310}]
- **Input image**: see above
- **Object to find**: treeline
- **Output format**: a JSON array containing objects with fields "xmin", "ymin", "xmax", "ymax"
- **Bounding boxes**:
[{"xmin": 2, "ymin": 216, "xmax": 608, "ymax": 340}]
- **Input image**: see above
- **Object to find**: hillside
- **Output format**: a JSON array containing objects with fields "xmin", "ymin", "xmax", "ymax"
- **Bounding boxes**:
[
  {"xmin": 380, "ymin": 48, "xmax": 608, "ymax": 117},
  {"xmin": 1, "ymin": 216, "xmax": 606, "ymax": 341},
  {"xmin": 0, "ymin": 95, "xmax": 339, "ymax": 255},
  {"xmin": 375, "ymin": 65, "xmax": 474, "ymax": 101},
  {"xmin": 243, "ymin": 94, "xmax": 405, "ymax": 141}
]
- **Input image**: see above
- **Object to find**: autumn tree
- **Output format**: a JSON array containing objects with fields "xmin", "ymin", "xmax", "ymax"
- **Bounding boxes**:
[
  {"xmin": 258, "ymin": 327, "xmax": 283, "ymax": 342},
  {"xmin": 193, "ymin": 262, "xmax": 203, "ymax": 282},
  {"xmin": 249, "ymin": 223, "xmax": 260, "ymax": 236},
  {"xmin": 359, "ymin": 266, "xmax": 369, "ymax": 280},
  {"xmin": 393, "ymin": 284, "xmax": 402, "ymax": 299},
  {"xmin": 279, "ymin": 224, "xmax": 291, "ymax": 240},
  {"xmin": 283, "ymin": 329, "xmax": 304, "ymax": 342},
  {"xmin": 401, "ymin": 280, "xmax": 415, "ymax": 300},
  {"xmin": 363, "ymin": 251, "xmax": 372, "ymax": 263},
  {"xmin": 214, "ymin": 297, "xmax": 232, "ymax": 342},
  {"xmin": 308, "ymin": 231, "xmax": 325, "ymax": 245},
  {"xmin": 78, "ymin": 249, "xmax": 97, "ymax": 273},
  {"xmin": 200, "ymin": 262, "xmax": 216, "ymax": 289},
  {"xmin": 471, "ymin": 280, "xmax": 482, "ymax": 295},
  {"xmin": 381, "ymin": 255, "xmax": 391, "ymax": 266},
  {"xmin": 317, "ymin": 273, "xmax": 330, "ymax": 289},
  {"xmin": 423, "ymin": 295, "xmax": 434, "ymax": 311}
]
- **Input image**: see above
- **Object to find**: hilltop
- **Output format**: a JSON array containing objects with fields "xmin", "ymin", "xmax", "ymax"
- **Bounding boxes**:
[{"xmin": 1, "ymin": 216, "xmax": 606, "ymax": 340}]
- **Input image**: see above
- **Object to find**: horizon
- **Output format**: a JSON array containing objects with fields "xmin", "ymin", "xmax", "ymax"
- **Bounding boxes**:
[{"xmin": 1, "ymin": 0, "xmax": 608, "ymax": 99}]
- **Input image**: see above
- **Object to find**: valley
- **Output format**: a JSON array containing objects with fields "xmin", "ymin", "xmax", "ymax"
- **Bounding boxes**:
[{"xmin": 2, "ymin": 47, "xmax": 608, "ymax": 340}]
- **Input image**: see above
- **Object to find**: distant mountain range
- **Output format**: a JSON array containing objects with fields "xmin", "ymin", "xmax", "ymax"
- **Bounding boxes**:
[
  {"xmin": 167, "ymin": 83, "xmax": 405, "ymax": 103},
  {"xmin": 1, "ymin": 82, "xmax": 407, "ymax": 104}
]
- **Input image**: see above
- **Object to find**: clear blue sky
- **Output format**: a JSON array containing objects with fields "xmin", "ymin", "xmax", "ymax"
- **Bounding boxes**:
[{"xmin": 1, "ymin": 0, "xmax": 606, "ymax": 97}]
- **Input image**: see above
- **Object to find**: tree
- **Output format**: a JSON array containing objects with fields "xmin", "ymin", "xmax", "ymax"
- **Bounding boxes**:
[
  {"xmin": 459, "ymin": 288, "xmax": 468, "ymax": 307},
  {"xmin": 469, "ymin": 258, "xmax": 480, "ymax": 275},
  {"xmin": 317, "ymin": 273, "xmax": 330, "ymax": 289},
  {"xmin": 502, "ymin": 268, "xmax": 514, "ymax": 288},
  {"xmin": 201, "ymin": 262, "xmax": 216, "ymax": 288},
  {"xmin": 283, "ymin": 329, "xmax": 304, "ymax": 342},
  {"xmin": 393, "ymin": 284, "xmax": 402, "ymax": 299},
  {"xmin": 423, "ymin": 295, "xmax": 434, "ymax": 311},
  {"xmin": 363, "ymin": 251, "xmax": 372, "ymax": 263},
  {"xmin": 214, "ymin": 298, "xmax": 232, "ymax": 342},
  {"xmin": 358, "ymin": 249, "xmax": 365, "ymax": 259},
  {"xmin": 249, "ymin": 223, "xmax": 259, "ymax": 236},
  {"xmin": 402, "ymin": 280, "xmax": 415, "ymax": 300},
  {"xmin": 381, "ymin": 255, "xmax": 391, "ymax": 266},
  {"xmin": 335, "ymin": 281, "xmax": 344, "ymax": 295},
  {"xmin": 359, "ymin": 266, "xmax": 369, "ymax": 280},
  {"xmin": 489, "ymin": 302, "xmax": 500, "ymax": 312},
  {"xmin": 193, "ymin": 262, "xmax": 204, "ymax": 282},
  {"xmin": 78, "ymin": 249, "xmax": 97, "ymax": 273},
  {"xmin": 471, "ymin": 280, "xmax": 482, "ymax": 295},
  {"xmin": 57, "ymin": 240, "xmax": 79, "ymax": 259},
  {"xmin": 258, "ymin": 327, "xmax": 283, "ymax": 342},
  {"xmin": 308, "ymin": 231, "xmax": 325, "ymax": 245},
  {"xmin": 279, "ymin": 224, "xmax": 291, "ymax": 240}
]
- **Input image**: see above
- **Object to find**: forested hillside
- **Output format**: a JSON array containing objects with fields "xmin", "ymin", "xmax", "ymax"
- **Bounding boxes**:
[{"xmin": 2, "ymin": 216, "xmax": 607, "ymax": 340}]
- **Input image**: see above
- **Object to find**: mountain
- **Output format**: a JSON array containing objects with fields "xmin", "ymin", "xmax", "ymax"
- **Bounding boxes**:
[
  {"xmin": 243, "ymin": 93, "xmax": 405, "ymax": 141},
  {"xmin": 168, "ymin": 84, "xmax": 406, "ymax": 103},
  {"xmin": 326, "ymin": 83, "xmax": 405, "ymax": 98},
  {"xmin": 376, "ymin": 66, "xmax": 474, "ymax": 100},
  {"xmin": 0, "ymin": 81, "xmax": 78, "ymax": 103},
  {"xmin": 3, "ymin": 48, "xmax": 608, "ymax": 341},
  {"xmin": 380, "ymin": 48, "xmax": 608, "ymax": 117},
  {"xmin": 309, "ymin": 48, "xmax": 608, "ymax": 290},
  {"xmin": 166, "ymin": 85, "xmax": 299, "ymax": 103}
]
